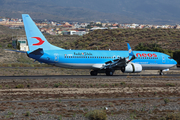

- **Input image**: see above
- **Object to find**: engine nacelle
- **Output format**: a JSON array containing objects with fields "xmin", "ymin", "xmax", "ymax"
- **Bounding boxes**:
[{"xmin": 121, "ymin": 63, "xmax": 142, "ymax": 73}]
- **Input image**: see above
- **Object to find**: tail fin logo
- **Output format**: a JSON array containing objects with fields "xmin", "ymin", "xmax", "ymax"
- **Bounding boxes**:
[{"xmin": 31, "ymin": 37, "xmax": 45, "ymax": 46}]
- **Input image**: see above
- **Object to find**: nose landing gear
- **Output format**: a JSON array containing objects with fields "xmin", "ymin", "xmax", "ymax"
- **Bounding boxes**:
[{"xmin": 159, "ymin": 70, "xmax": 164, "ymax": 75}]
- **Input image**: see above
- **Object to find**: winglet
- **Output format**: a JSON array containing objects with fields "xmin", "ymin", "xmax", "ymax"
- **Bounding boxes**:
[
  {"xmin": 127, "ymin": 43, "xmax": 134, "ymax": 56},
  {"xmin": 127, "ymin": 43, "xmax": 135, "ymax": 63}
]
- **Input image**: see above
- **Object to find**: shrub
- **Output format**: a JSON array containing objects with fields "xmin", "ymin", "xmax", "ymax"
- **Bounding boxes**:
[
  {"xmin": 164, "ymin": 98, "xmax": 170, "ymax": 104},
  {"xmin": 54, "ymin": 83, "xmax": 59, "ymax": 88},
  {"xmin": 166, "ymin": 83, "xmax": 175, "ymax": 87},
  {"xmin": 59, "ymin": 82, "xmax": 63, "ymax": 86},
  {"xmin": 25, "ymin": 111, "xmax": 30, "ymax": 116},
  {"xmin": 114, "ymin": 83, "xmax": 119, "ymax": 86},
  {"xmin": 27, "ymin": 84, "xmax": 30, "ymax": 88},
  {"xmin": 85, "ymin": 109, "xmax": 107, "ymax": 120},
  {"xmin": 16, "ymin": 84, "xmax": 24, "ymax": 88},
  {"xmin": 120, "ymin": 82, "xmax": 126, "ymax": 86},
  {"xmin": 104, "ymin": 84, "xmax": 109, "ymax": 87},
  {"xmin": 160, "ymin": 112, "xmax": 180, "ymax": 120}
]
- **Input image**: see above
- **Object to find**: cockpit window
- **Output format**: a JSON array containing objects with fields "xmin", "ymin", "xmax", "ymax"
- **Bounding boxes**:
[{"xmin": 168, "ymin": 57, "xmax": 172, "ymax": 59}]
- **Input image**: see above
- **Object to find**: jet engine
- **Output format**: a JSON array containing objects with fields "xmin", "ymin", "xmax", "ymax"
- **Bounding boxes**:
[{"xmin": 121, "ymin": 63, "xmax": 142, "ymax": 73}]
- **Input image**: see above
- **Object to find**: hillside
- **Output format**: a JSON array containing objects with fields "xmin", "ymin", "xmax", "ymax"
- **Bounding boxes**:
[
  {"xmin": 1, "ymin": 0, "xmax": 180, "ymax": 24},
  {"xmin": 54, "ymin": 29, "xmax": 180, "ymax": 51},
  {"xmin": 1, "ymin": 28, "xmax": 180, "ymax": 64},
  {"xmin": 1, "ymin": 26, "xmax": 180, "ymax": 51},
  {"xmin": 0, "ymin": 25, "xmax": 25, "ymax": 35}
]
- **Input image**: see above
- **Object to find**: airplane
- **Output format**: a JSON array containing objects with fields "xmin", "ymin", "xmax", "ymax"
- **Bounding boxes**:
[{"xmin": 21, "ymin": 14, "xmax": 177, "ymax": 76}]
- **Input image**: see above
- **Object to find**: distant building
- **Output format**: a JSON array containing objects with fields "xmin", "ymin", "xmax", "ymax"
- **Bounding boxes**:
[
  {"xmin": 90, "ymin": 27, "xmax": 108, "ymax": 31},
  {"xmin": 96, "ymin": 21, "xmax": 101, "ymax": 25},
  {"xmin": 12, "ymin": 35, "xmax": 29, "ymax": 51},
  {"xmin": 74, "ymin": 31, "xmax": 87, "ymax": 36},
  {"xmin": 69, "ymin": 30, "xmax": 77, "ymax": 35},
  {"xmin": 174, "ymin": 25, "xmax": 180, "ymax": 29}
]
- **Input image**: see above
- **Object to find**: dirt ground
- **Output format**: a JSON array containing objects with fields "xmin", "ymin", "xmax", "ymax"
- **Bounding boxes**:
[{"xmin": 0, "ymin": 67, "xmax": 180, "ymax": 119}]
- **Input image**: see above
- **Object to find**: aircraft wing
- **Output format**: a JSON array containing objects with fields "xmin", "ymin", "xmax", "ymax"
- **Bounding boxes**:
[{"xmin": 100, "ymin": 43, "xmax": 136, "ymax": 70}]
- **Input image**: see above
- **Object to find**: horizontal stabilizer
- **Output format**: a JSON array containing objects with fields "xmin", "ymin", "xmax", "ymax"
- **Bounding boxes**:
[{"xmin": 29, "ymin": 48, "xmax": 44, "ymax": 55}]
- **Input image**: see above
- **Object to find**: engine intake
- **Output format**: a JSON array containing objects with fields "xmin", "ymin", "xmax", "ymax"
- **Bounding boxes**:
[{"xmin": 121, "ymin": 63, "xmax": 142, "ymax": 73}]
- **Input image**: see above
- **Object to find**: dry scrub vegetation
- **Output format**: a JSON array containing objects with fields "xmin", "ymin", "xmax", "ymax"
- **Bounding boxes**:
[{"xmin": 0, "ymin": 69, "xmax": 180, "ymax": 119}]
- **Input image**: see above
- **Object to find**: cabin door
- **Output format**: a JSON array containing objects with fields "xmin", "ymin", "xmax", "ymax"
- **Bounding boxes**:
[
  {"xmin": 54, "ymin": 53, "xmax": 59, "ymax": 62},
  {"xmin": 162, "ymin": 55, "xmax": 165, "ymax": 63}
]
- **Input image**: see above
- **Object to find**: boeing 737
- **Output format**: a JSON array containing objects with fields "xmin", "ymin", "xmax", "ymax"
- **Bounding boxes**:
[{"xmin": 21, "ymin": 14, "xmax": 177, "ymax": 76}]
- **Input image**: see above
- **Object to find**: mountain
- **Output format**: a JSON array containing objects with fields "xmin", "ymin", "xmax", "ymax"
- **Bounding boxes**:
[{"xmin": 0, "ymin": 0, "xmax": 180, "ymax": 24}]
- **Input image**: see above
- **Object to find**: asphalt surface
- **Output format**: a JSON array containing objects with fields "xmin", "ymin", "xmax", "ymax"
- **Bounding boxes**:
[{"xmin": 0, "ymin": 73, "xmax": 179, "ymax": 80}]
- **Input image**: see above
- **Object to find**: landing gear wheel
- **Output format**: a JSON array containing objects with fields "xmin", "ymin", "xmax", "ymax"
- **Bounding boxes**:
[
  {"xmin": 106, "ymin": 70, "xmax": 113, "ymax": 76},
  {"xmin": 90, "ymin": 71, "xmax": 97, "ymax": 76},
  {"xmin": 159, "ymin": 70, "xmax": 163, "ymax": 75}
]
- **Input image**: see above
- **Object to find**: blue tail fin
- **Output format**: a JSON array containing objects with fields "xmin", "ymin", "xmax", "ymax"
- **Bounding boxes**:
[{"xmin": 22, "ymin": 14, "xmax": 64, "ymax": 51}]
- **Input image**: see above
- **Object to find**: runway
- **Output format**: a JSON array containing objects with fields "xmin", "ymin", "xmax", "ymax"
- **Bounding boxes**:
[{"xmin": 0, "ymin": 73, "xmax": 179, "ymax": 80}]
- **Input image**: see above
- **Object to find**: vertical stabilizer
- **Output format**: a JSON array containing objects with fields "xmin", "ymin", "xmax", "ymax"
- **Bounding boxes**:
[{"xmin": 22, "ymin": 14, "xmax": 64, "ymax": 51}]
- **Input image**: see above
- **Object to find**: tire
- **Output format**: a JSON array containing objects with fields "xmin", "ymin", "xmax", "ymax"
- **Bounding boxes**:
[
  {"xmin": 159, "ymin": 72, "xmax": 163, "ymax": 75},
  {"xmin": 121, "ymin": 66, "xmax": 125, "ymax": 73},
  {"xmin": 90, "ymin": 71, "xmax": 97, "ymax": 76},
  {"xmin": 106, "ymin": 70, "xmax": 113, "ymax": 76},
  {"xmin": 159, "ymin": 70, "xmax": 163, "ymax": 75}
]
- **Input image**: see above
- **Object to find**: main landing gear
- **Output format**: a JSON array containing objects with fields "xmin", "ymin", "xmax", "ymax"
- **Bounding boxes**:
[
  {"xmin": 159, "ymin": 70, "xmax": 164, "ymax": 75},
  {"xmin": 106, "ymin": 70, "xmax": 114, "ymax": 76},
  {"xmin": 90, "ymin": 69, "xmax": 114, "ymax": 76},
  {"xmin": 90, "ymin": 70, "xmax": 98, "ymax": 76}
]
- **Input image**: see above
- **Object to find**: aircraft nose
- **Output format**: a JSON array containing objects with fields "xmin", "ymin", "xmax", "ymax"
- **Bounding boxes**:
[
  {"xmin": 173, "ymin": 59, "xmax": 177, "ymax": 65},
  {"xmin": 174, "ymin": 59, "xmax": 177, "ymax": 65}
]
